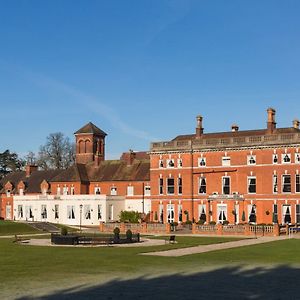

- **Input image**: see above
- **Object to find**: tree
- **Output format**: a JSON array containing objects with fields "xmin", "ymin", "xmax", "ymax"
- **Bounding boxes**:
[
  {"xmin": 119, "ymin": 211, "xmax": 141, "ymax": 223},
  {"xmin": 0, "ymin": 150, "xmax": 24, "ymax": 179},
  {"xmin": 37, "ymin": 132, "xmax": 75, "ymax": 170}
]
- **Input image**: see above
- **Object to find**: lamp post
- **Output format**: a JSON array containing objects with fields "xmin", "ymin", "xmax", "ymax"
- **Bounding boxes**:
[{"xmin": 79, "ymin": 204, "xmax": 83, "ymax": 233}]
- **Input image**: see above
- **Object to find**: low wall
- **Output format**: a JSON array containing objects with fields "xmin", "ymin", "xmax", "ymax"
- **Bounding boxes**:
[
  {"xmin": 99, "ymin": 222, "xmax": 171, "ymax": 234},
  {"xmin": 192, "ymin": 224, "xmax": 280, "ymax": 237}
]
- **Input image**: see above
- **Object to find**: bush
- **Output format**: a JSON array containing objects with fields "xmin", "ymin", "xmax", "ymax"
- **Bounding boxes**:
[
  {"xmin": 154, "ymin": 211, "xmax": 158, "ymax": 221},
  {"xmin": 113, "ymin": 227, "xmax": 120, "ymax": 235},
  {"xmin": 197, "ymin": 219, "xmax": 205, "ymax": 225},
  {"xmin": 119, "ymin": 211, "xmax": 141, "ymax": 223},
  {"xmin": 223, "ymin": 220, "xmax": 229, "ymax": 225},
  {"xmin": 185, "ymin": 220, "xmax": 192, "ymax": 225},
  {"xmin": 209, "ymin": 221, "xmax": 216, "ymax": 225},
  {"xmin": 126, "ymin": 229, "xmax": 133, "ymax": 240},
  {"xmin": 61, "ymin": 226, "xmax": 68, "ymax": 236},
  {"xmin": 172, "ymin": 222, "xmax": 178, "ymax": 227}
]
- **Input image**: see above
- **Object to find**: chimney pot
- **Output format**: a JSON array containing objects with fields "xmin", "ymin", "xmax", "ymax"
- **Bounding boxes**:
[
  {"xmin": 267, "ymin": 107, "xmax": 276, "ymax": 133},
  {"xmin": 231, "ymin": 124, "xmax": 239, "ymax": 132},
  {"xmin": 196, "ymin": 115, "xmax": 204, "ymax": 138}
]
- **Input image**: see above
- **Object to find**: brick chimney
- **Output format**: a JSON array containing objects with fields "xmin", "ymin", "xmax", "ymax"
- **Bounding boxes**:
[
  {"xmin": 293, "ymin": 119, "xmax": 300, "ymax": 129},
  {"xmin": 25, "ymin": 165, "xmax": 38, "ymax": 177},
  {"xmin": 267, "ymin": 108, "xmax": 276, "ymax": 134},
  {"xmin": 195, "ymin": 115, "xmax": 204, "ymax": 138},
  {"xmin": 231, "ymin": 124, "xmax": 239, "ymax": 132},
  {"xmin": 121, "ymin": 150, "xmax": 136, "ymax": 166}
]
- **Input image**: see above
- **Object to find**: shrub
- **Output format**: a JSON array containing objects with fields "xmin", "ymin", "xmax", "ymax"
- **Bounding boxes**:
[
  {"xmin": 60, "ymin": 226, "xmax": 68, "ymax": 236},
  {"xmin": 209, "ymin": 221, "xmax": 216, "ymax": 225},
  {"xmin": 113, "ymin": 227, "xmax": 120, "ymax": 240},
  {"xmin": 223, "ymin": 220, "xmax": 229, "ymax": 225},
  {"xmin": 197, "ymin": 219, "xmax": 205, "ymax": 225},
  {"xmin": 185, "ymin": 220, "xmax": 192, "ymax": 225},
  {"xmin": 126, "ymin": 229, "xmax": 133, "ymax": 240},
  {"xmin": 172, "ymin": 222, "xmax": 178, "ymax": 227},
  {"xmin": 119, "ymin": 211, "xmax": 141, "ymax": 223},
  {"xmin": 154, "ymin": 211, "xmax": 158, "ymax": 221}
]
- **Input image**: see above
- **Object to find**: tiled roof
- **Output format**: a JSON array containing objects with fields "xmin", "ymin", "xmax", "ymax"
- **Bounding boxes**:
[
  {"xmin": 74, "ymin": 122, "xmax": 107, "ymax": 136},
  {"xmin": 51, "ymin": 164, "xmax": 89, "ymax": 183}
]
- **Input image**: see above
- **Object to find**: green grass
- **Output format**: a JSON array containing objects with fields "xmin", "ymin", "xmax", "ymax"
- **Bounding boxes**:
[{"xmin": 0, "ymin": 220, "xmax": 40, "ymax": 235}]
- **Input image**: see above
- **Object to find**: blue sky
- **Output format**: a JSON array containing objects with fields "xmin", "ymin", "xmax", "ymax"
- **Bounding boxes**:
[{"xmin": 1, "ymin": 0, "xmax": 300, "ymax": 159}]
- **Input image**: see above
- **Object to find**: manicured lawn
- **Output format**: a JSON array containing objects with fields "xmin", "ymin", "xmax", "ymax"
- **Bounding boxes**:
[{"xmin": 0, "ymin": 220, "xmax": 40, "ymax": 235}]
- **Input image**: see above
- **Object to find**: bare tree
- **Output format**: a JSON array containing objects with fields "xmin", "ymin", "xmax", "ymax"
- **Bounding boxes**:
[{"xmin": 37, "ymin": 132, "xmax": 75, "ymax": 170}]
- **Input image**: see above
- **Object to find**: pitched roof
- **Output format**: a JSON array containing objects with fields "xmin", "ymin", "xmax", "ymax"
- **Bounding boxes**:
[
  {"xmin": 51, "ymin": 164, "xmax": 89, "ymax": 183},
  {"xmin": 74, "ymin": 122, "xmax": 107, "ymax": 136}
]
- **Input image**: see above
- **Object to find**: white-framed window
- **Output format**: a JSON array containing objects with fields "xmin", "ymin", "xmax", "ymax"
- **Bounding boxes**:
[
  {"xmin": 178, "ymin": 204, "xmax": 183, "ymax": 222},
  {"xmin": 41, "ymin": 205, "xmax": 47, "ymax": 219},
  {"xmin": 70, "ymin": 186, "xmax": 75, "ymax": 195},
  {"xmin": 110, "ymin": 187, "xmax": 117, "ymax": 196},
  {"xmin": 159, "ymin": 204, "xmax": 164, "ymax": 223},
  {"xmin": 18, "ymin": 205, "xmax": 23, "ymax": 219},
  {"xmin": 282, "ymin": 174, "xmax": 291, "ymax": 193},
  {"xmin": 217, "ymin": 204, "xmax": 227, "ymax": 224},
  {"xmin": 247, "ymin": 155, "xmax": 256, "ymax": 165},
  {"xmin": 296, "ymin": 204, "xmax": 300, "ymax": 224},
  {"xmin": 178, "ymin": 177, "xmax": 182, "ymax": 195},
  {"xmin": 19, "ymin": 188, "xmax": 24, "ymax": 196},
  {"xmin": 273, "ymin": 154, "xmax": 279, "ymax": 164},
  {"xmin": 177, "ymin": 159, "xmax": 183, "ymax": 168},
  {"xmin": 25, "ymin": 206, "xmax": 33, "ymax": 219},
  {"xmin": 98, "ymin": 204, "xmax": 102, "ymax": 220},
  {"xmin": 282, "ymin": 153, "xmax": 291, "ymax": 164},
  {"xmin": 57, "ymin": 186, "xmax": 61, "ymax": 195},
  {"xmin": 222, "ymin": 176, "xmax": 230, "ymax": 195},
  {"xmin": 94, "ymin": 187, "xmax": 101, "ymax": 195},
  {"xmin": 159, "ymin": 178, "xmax": 164, "ymax": 195},
  {"xmin": 159, "ymin": 159, "xmax": 164, "ymax": 168},
  {"xmin": 282, "ymin": 205, "xmax": 291, "ymax": 224},
  {"xmin": 84, "ymin": 205, "xmax": 91, "ymax": 220},
  {"xmin": 144, "ymin": 185, "xmax": 151, "ymax": 196},
  {"xmin": 198, "ymin": 177, "xmax": 206, "ymax": 194},
  {"xmin": 198, "ymin": 204, "xmax": 206, "ymax": 222},
  {"xmin": 273, "ymin": 204, "xmax": 278, "ymax": 223},
  {"xmin": 247, "ymin": 176, "xmax": 256, "ymax": 194},
  {"xmin": 67, "ymin": 206, "xmax": 75, "ymax": 219},
  {"xmin": 167, "ymin": 178, "xmax": 175, "ymax": 194},
  {"xmin": 296, "ymin": 175, "xmax": 300, "ymax": 193},
  {"xmin": 127, "ymin": 186, "xmax": 134, "ymax": 196},
  {"xmin": 109, "ymin": 204, "xmax": 113, "ymax": 220},
  {"xmin": 273, "ymin": 175, "xmax": 278, "ymax": 193},
  {"xmin": 6, "ymin": 190, "xmax": 11, "ymax": 197},
  {"xmin": 54, "ymin": 204, "xmax": 59, "ymax": 219},
  {"xmin": 166, "ymin": 159, "xmax": 175, "ymax": 168},
  {"xmin": 63, "ymin": 186, "xmax": 68, "ymax": 195},
  {"xmin": 198, "ymin": 157, "xmax": 206, "ymax": 167},
  {"xmin": 222, "ymin": 156, "xmax": 231, "ymax": 166},
  {"xmin": 295, "ymin": 153, "xmax": 300, "ymax": 164},
  {"xmin": 248, "ymin": 204, "xmax": 257, "ymax": 223},
  {"xmin": 167, "ymin": 204, "xmax": 175, "ymax": 223}
]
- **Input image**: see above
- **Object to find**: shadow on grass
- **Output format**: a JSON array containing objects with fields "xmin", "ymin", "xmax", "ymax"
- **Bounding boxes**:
[{"xmin": 19, "ymin": 265, "xmax": 300, "ymax": 300}]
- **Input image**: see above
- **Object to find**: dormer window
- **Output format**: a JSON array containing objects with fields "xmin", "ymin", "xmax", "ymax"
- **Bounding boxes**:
[
  {"xmin": 273, "ymin": 154, "xmax": 278, "ymax": 164},
  {"xmin": 95, "ymin": 187, "xmax": 101, "ymax": 195},
  {"xmin": 247, "ymin": 155, "xmax": 256, "ymax": 165},
  {"xmin": 198, "ymin": 158, "xmax": 206, "ymax": 167},
  {"xmin": 6, "ymin": 190, "xmax": 11, "ymax": 197},
  {"xmin": 70, "ymin": 186, "xmax": 75, "ymax": 195},
  {"xmin": 295, "ymin": 153, "xmax": 300, "ymax": 164},
  {"xmin": 282, "ymin": 154, "xmax": 291, "ymax": 164},
  {"xmin": 110, "ymin": 187, "xmax": 117, "ymax": 196},
  {"xmin": 63, "ymin": 186, "xmax": 69, "ymax": 195},
  {"xmin": 177, "ymin": 159, "xmax": 183, "ymax": 168},
  {"xmin": 167, "ymin": 159, "xmax": 175, "ymax": 168}
]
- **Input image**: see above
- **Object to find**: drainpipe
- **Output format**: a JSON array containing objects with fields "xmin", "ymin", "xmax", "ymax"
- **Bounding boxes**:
[
  {"xmin": 191, "ymin": 141, "xmax": 194, "ymax": 222},
  {"xmin": 142, "ymin": 182, "xmax": 145, "ymax": 215}
]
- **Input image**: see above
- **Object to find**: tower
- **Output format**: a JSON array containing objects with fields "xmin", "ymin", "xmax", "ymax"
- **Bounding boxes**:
[{"xmin": 74, "ymin": 122, "xmax": 107, "ymax": 165}]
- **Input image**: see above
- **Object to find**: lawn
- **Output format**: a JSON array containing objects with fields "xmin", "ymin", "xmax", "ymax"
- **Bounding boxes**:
[
  {"xmin": 0, "ymin": 235, "xmax": 300, "ymax": 299},
  {"xmin": 0, "ymin": 220, "xmax": 40, "ymax": 235}
]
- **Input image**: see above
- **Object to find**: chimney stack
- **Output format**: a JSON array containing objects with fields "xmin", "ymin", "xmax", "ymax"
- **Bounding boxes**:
[
  {"xmin": 231, "ymin": 124, "xmax": 239, "ymax": 132},
  {"xmin": 267, "ymin": 108, "xmax": 276, "ymax": 133},
  {"xmin": 196, "ymin": 115, "xmax": 204, "ymax": 138},
  {"xmin": 293, "ymin": 119, "xmax": 300, "ymax": 129},
  {"xmin": 25, "ymin": 165, "xmax": 38, "ymax": 177}
]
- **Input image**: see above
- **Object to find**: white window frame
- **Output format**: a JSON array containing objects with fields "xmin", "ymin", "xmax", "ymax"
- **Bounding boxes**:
[
  {"xmin": 159, "ymin": 178, "xmax": 164, "ymax": 195},
  {"xmin": 198, "ymin": 177, "xmax": 206, "ymax": 194},
  {"xmin": 222, "ymin": 176, "xmax": 230, "ymax": 195},
  {"xmin": 84, "ymin": 205, "xmax": 91, "ymax": 220},
  {"xmin": 296, "ymin": 174, "xmax": 300, "ymax": 193},
  {"xmin": 282, "ymin": 153, "xmax": 291, "ymax": 164},
  {"xmin": 144, "ymin": 185, "xmax": 151, "ymax": 196},
  {"xmin": 282, "ymin": 205, "xmax": 291, "ymax": 224},
  {"xmin": 63, "ymin": 186, "xmax": 68, "ymax": 195},
  {"xmin": 167, "ymin": 178, "xmax": 175, "ymax": 195},
  {"xmin": 282, "ymin": 174, "xmax": 291, "ymax": 193},
  {"xmin": 247, "ymin": 155, "xmax": 256, "ymax": 165},
  {"xmin": 178, "ymin": 177, "xmax": 183, "ymax": 195},
  {"xmin": 177, "ymin": 159, "xmax": 183, "ymax": 168},
  {"xmin": 94, "ymin": 187, "xmax": 101, "ymax": 195},
  {"xmin": 295, "ymin": 153, "xmax": 300, "ymax": 164},
  {"xmin": 198, "ymin": 157, "xmax": 206, "ymax": 167},
  {"xmin": 67, "ymin": 205, "xmax": 75, "ymax": 219},
  {"xmin": 41, "ymin": 205, "xmax": 47, "ymax": 219},
  {"xmin": 54, "ymin": 204, "xmax": 59, "ymax": 219},
  {"xmin": 98, "ymin": 204, "xmax": 102, "ymax": 220},
  {"xmin": 159, "ymin": 159, "xmax": 164, "ymax": 168},
  {"xmin": 273, "ymin": 174, "xmax": 278, "ymax": 194},
  {"xmin": 166, "ymin": 159, "xmax": 175, "ymax": 168},
  {"xmin": 247, "ymin": 176, "xmax": 256, "ymax": 194},
  {"xmin": 127, "ymin": 186, "xmax": 134, "ymax": 196},
  {"xmin": 273, "ymin": 154, "xmax": 279, "ymax": 164},
  {"xmin": 222, "ymin": 156, "xmax": 231, "ymax": 167},
  {"xmin": 110, "ymin": 187, "xmax": 117, "ymax": 196}
]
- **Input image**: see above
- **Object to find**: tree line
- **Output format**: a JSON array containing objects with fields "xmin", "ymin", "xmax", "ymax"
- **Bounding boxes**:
[{"xmin": 0, "ymin": 132, "xmax": 75, "ymax": 180}]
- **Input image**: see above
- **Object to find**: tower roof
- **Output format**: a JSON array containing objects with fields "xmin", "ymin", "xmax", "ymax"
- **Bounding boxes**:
[{"xmin": 74, "ymin": 122, "xmax": 107, "ymax": 136}]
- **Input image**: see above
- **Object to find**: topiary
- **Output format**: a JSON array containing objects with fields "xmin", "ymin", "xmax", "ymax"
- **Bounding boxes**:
[
  {"xmin": 61, "ymin": 226, "xmax": 68, "ymax": 236},
  {"xmin": 126, "ymin": 229, "xmax": 133, "ymax": 240}
]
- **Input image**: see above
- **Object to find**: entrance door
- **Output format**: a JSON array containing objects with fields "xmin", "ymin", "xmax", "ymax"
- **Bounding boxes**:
[
  {"xmin": 6, "ymin": 205, "xmax": 12, "ymax": 220},
  {"xmin": 217, "ymin": 204, "xmax": 227, "ymax": 224},
  {"xmin": 167, "ymin": 204, "xmax": 175, "ymax": 223}
]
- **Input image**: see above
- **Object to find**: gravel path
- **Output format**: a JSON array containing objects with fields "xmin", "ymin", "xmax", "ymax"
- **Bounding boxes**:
[{"xmin": 141, "ymin": 236, "xmax": 289, "ymax": 257}]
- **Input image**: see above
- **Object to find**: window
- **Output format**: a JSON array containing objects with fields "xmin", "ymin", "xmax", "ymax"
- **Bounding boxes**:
[
  {"xmin": 54, "ymin": 205, "xmax": 59, "ymax": 219},
  {"xmin": 41, "ymin": 205, "xmax": 47, "ymax": 219},
  {"xmin": 109, "ymin": 204, "xmax": 113, "ymax": 220},
  {"xmin": 273, "ymin": 154, "xmax": 278, "ymax": 164},
  {"xmin": 166, "ymin": 159, "xmax": 175, "ymax": 168},
  {"xmin": 282, "ymin": 175, "xmax": 291, "ymax": 193},
  {"xmin": 178, "ymin": 177, "xmax": 182, "ymax": 195},
  {"xmin": 248, "ymin": 177, "xmax": 256, "ymax": 194},
  {"xmin": 296, "ymin": 175, "xmax": 300, "ymax": 193},
  {"xmin": 198, "ymin": 177, "xmax": 206, "ymax": 194},
  {"xmin": 63, "ymin": 186, "xmax": 68, "ymax": 195},
  {"xmin": 273, "ymin": 175, "xmax": 278, "ymax": 193},
  {"xmin": 198, "ymin": 204, "xmax": 206, "ymax": 222},
  {"xmin": 127, "ymin": 186, "xmax": 134, "ymax": 196},
  {"xmin": 282, "ymin": 205, "xmax": 291, "ymax": 224},
  {"xmin": 18, "ymin": 205, "xmax": 23, "ymax": 219},
  {"xmin": 296, "ymin": 204, "xmax": 300, "ymax": 224},
  {"xmin": 57, "ymin": 186, "xmax": 61, "ymax": 195},
  {"xmin": 159, "ymin": 160, "xmax": 164, "ymax": 168},
  {"xmin": 110, "ymin": 187, "xmax": 117, "ymax": 196},
  {"xmin": 222, "ymin": 177, "xmax": 230, "ymax": 194},
  {"xmin": 282, "ymin": 153, "xmax": 291, "ymax": 164},
  {"xmin": 273, "ymin": 204, "xmax": 278, "ymax": 223},
  {"xmin": 19, "ymin": 188, "xmax": 24, "ymax": 196},
  {"xmin": 159, "ymin": 204, "xmax": 164, "ymax": 223},
  {"xmin": 144, "ymin": 186, "xmax": 151, "ymax": 196},
  {"xmin": 295, "ymin": 154, "xmax": 300, "ymax": 164},
  {"xmin": 177, "ymin": 159, "xmax": 183, "ymax": 168},
  {"xmin": 217, "ymin": 204, "xmax": 227, "ymax": 223},
  {"xmin": 6, "ymin": 190, "xmax": 10, "ymax": 197},
  {"xmin": 98, "ymin": 204, "xmax": 102, "ymax": 220},
  {"xmin": 248, "ymin": 205, "xmax": 256, "ymax": 223},
  {"xmin": 159, "ymin": 178, "xmax": 164, "ymax": 195},
  {"xmin": 70, "ymin": 186, "xmax": 75, "ymax": 195},
  {"xmin": 84, "ymin": 205, "xmax": 91, "ymax": 220},
  {"xmin": 167, "ymin": 178, "xmax": 175, "ymax": 194},
  {"xmin": 94, "ymin": 187, "xmax": 101, "ymax": 195},
  {"xmin": 67, "ymin": 206, "xmax": 75, "ymax": 219},
  {"xmin": 222, "ymin": 157, "xmax": 231, "ymax": 166},
  {"xmin": 247, "ymin": 155, "xmax": 256, "ymax": 165},
  {"xmin": 198, "ymin": 157, "xmax": 206, "ymax": 167},
  {"xmin": 178, "ymin": 204, "xmax": 183, "ymax": 222}
]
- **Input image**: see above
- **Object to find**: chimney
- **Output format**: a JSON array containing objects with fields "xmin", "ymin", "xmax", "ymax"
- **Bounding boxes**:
[
  {"xmin": 267, "ymin": 108, "xmax": 276, "ymax": 133},
  {"xmin": 293, "ymin": 119, "xmax": 300, "ymax": 129},
  {"xmin": 121, "ymin": 150, "xmax": 136, "ymax": 166},
  {"xmin": 231, "ymin": 124, "xmax": 239, "ymax": 132},
  {"xmin": 196, "ymin": 115, "xmax": 204, "ymax": 138},
  {"xmin": 25, "ymin": 165, "xmax": 38, "ymax": 177}
]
